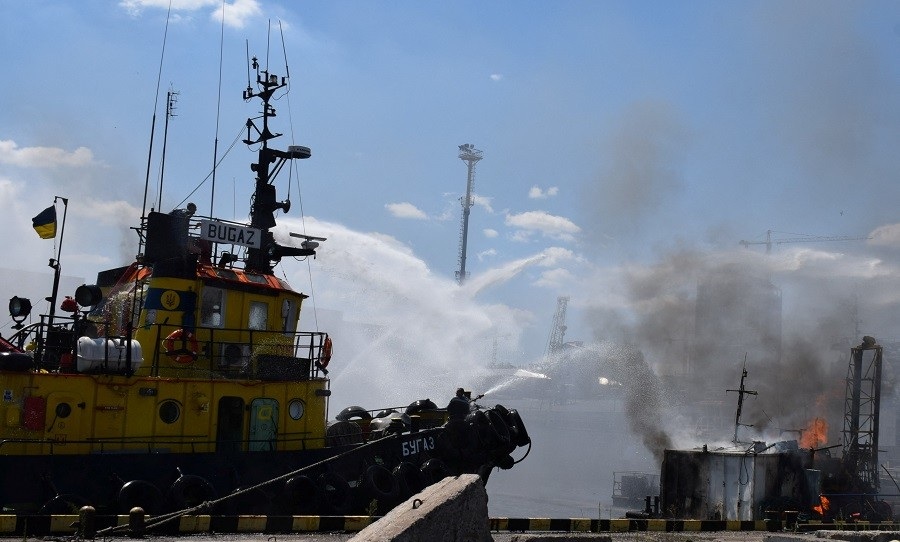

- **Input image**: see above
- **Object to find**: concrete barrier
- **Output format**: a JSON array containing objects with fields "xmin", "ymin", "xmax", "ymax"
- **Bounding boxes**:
[{"xmin": 350, "ymin": 474, "xmax": 491, "ymax": 542}]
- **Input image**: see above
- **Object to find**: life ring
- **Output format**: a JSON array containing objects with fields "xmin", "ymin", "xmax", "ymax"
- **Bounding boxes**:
[
  {"xmin": 321, "ymin": 336, "xmax": 333, "ymax": 366},
  {"xmin": 163, "ymin": 329, "xmax": 198, "ymax": 364}
]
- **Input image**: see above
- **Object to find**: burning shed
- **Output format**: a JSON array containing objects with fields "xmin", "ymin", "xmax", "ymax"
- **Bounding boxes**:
[{"xmin": 660, "ymin": 443, "xmax": 818, "ymax": 520}]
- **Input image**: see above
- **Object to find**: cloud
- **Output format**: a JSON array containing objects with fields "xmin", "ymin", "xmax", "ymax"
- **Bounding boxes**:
[
  {"xmin": 538, "ymin": 246, "xmax": 576, "ymax": 267},
  {"xmin": 119, "ymin": 0, "xmax": 261, "ymax": 28},
  {"xmin": 473, "ymin": 194, "xmax": 494, "ymax": 213},
  {"xmin": 385, "ymin": 202, "xmax": 427, "ymax": 220},
  {"xmin": 483, "ymin": 228, "xmax": 498, "ymax": 238},
  {"xmin": 528, "ymin": 185, "xmax": 559, "ymax": 199},
  {"xmin": 868, "ymin": 224, "xmax": 900, "ymax": 248},
  {"xmin": 534, "ymin": 267, "xmax": 575, "ymax": 289},
  {"xmin": 505, "ymin": 210, "xmax": 580, "ymax": 242},
  {"xmin": 477, "ymin": 249, "xmax": 497, "ymax": 261},
  {"xmin": 490, "ymin": 74, "xmax": 503, "ymax": 82},
  {"xmin": 0, "ymin": 140, "xmax": 96, "ymax": 168}
]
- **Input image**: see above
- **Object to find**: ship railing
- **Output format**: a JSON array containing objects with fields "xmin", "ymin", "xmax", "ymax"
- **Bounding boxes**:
[
  {"xmin": 144, "ymin": 322, "xmax": 329, "ymax": 380},
  {"xmin": 5, "ymin": 312, "xmax": 126, "ymax": 373},
  {"xmin": 0, "ymin": 433, "xmax": 332, "ymax": 455}
]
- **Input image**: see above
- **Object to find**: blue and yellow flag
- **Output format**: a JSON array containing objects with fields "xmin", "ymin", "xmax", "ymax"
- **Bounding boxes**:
[{"xmin": 32, "ymin": 205, "xmax": 57, "ymax": 239}]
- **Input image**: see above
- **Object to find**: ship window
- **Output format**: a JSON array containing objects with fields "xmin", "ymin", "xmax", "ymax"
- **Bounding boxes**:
[
  {"xmin": 159, "ymin": 400, "xmax": 181, "ymax": 424},
  {"xmin": 248, "ymin": 301, "xmax": 268, "ymax": 330},
  {"xmin": 216, "ymin": 269, "xmax": 239, "ymax": 281},
  {"xmin": 288, "ymin": 399, "xmax": 305, "ymax": 420},
  {"xmin": 245, "ymin": 274, "xmax": 268, "ymax": 284},
  {"xmin": 200, "ymin": 287, "xmax": 224, "ymax": 328},
  {"xmin": 281, "ymin": 299, "xmax": 297, "ymax": 333}
]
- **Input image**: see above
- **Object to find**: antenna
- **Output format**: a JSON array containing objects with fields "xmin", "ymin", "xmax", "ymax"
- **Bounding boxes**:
[
  {"xmin": 726, "ymin": 357, "xmax": 758, "ymax": 444},
  {"xmin": 456, "ymin": 143, "xmax": 483, "ymax": 285}
]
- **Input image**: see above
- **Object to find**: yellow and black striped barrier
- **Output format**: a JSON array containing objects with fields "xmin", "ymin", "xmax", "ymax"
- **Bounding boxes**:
[{"xmin": 2, "ymin": 514, "xmax": 900, "ymax": 536}]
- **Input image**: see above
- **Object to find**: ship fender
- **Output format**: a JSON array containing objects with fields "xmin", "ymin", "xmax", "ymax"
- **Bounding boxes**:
[
  {"xmin": 168, "ymin": 474, "xmax": 216, "ymax": 511},
  {"xmin": 420, "ymin": 458, "xmax": 452, "ymax": 485},
  {"xmin": 393, "ymin": 462, "xmax": 426, "ymax": 499},
  {"xmin": 360, "ymin": 464, "xmax": 400, "ymax": 511},
  {"xmin": 468, "ymin": 409, "xmax": 510, "ymax": 450},
  {"xmin": 507, "ymin": 408, "xmax": 530, "ymax": 447},
  {"xmin": 439, "ymin": 418, "xmax": 478, "ymax": 460},
  {"xmin": 336, "ymin": 405, "xmax": 372, "ymax": 421},
  {"xmin": 117, "ymin": 480, "xmax": 164, "ymax": 514},
  {"xmin": 317, "ymin": 472, "xmax": 352, "ymax": 515},
  {"xmin": 281, "ymin": 475, "xmax": 317, "ymax": 515}
]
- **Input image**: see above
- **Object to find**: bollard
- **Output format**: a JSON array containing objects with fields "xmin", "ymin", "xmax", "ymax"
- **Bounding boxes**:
[
  {"xmin": 129, "ymin": 506, "xmax": 146, "ymax": 538},
  {"xmin": 79, "ymin": 505, "xmax": 96, "ymax": 539}
]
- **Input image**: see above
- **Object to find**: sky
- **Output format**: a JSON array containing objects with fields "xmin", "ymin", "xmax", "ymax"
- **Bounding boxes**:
[{"xmin": 3, "ymin": 1, "xmax": 900, "ymax": 411}]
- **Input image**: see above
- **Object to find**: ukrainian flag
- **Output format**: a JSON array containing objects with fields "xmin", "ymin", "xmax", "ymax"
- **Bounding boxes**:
[{"xmin": 32, "ymin": 205, "xmax": 57, "ymax": 239}]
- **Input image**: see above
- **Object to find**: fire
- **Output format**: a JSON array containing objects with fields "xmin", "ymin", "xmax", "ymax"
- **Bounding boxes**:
[
  {"xmin": 813, "ymin": 495, "xmax": 830, "ymax": 516},
  {"xmin": 799, "ymin": 417, "xmax": 827, "ymax": 448}
]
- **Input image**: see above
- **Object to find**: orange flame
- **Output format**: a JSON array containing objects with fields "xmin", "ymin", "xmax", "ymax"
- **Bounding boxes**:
[
  {"xmin": 813, "ymin": 495, "xmax": 830, "ymax": 516},
  {"xmin": 799, "ymin": 417, "xmax": 827, "ymax": 448}
]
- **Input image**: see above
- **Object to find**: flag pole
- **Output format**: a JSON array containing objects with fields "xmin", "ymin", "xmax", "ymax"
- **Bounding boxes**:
[{"xmin": 45, "ymin": 196, "xmax": 68, "ymax": 334}]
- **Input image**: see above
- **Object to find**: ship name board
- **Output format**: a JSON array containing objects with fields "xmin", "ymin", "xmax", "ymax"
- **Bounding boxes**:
[{"xmin": 200, "ymin": 220, "xmax": 261, "ymax": 249}]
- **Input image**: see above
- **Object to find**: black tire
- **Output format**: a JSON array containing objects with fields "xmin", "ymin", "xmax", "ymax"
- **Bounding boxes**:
[
  {"xmin": 317, "ymin": 472, "xmax": 352, "ymax": 515},
  {"xmin": 393, "ymin": 462, "xmax": 426, "ymax": 499},
  {"xmin": 508, "ymin": 409, "xmax": 531, "ymax": 447},
  {"xmin": 363, "ymin": 464, "xmax": 400, "ymax": 501},
  {"xmin": 420, "ymin": 458, "xmax": 452, "ymax": 485},
  {"xmin": 282, "ymin": 475, "xmax": 317, "ymax": 515},
  {"xmin": 336, "ymin": 405, "xmax": 371, "ymax": 421},
  {"xmin": 117, "ymin": 480, "xmax": 164, "ymax": 514},
  {"xmin": 168, "ymin": 474, "xmax": 216, "ymax": 511},
  {"xmin": 485, "ymin": 409, "xmax": 511, "ymax": 448}
]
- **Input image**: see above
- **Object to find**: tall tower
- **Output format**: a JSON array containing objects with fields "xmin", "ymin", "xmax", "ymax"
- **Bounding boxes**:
[{"xmin": 456, "ymin": 143, "xmax": 483, "ymax": 285}]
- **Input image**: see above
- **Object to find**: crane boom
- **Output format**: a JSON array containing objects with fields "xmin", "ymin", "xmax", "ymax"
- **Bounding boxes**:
[{"xmin": 739, "ymin": 230, "xmax": 871, "ymax": 254}]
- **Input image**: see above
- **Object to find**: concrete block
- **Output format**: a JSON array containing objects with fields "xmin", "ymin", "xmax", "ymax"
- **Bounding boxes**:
[{"xmin": 350, "ymin": 473, "xmax": 491, "ymax": 542}]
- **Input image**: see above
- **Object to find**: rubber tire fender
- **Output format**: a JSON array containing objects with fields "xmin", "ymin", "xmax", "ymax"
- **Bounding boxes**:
[
  {"xmin": 508, "ymin": 409, "xmax": 531, "ymax": 447},
  {"xmin": 393, "ymin": 462, "xmax": 426, "ymax": 499},
  {"xmin": 168, "ymin": 474, "xmax": 216, "ymax": 511},
  {"xmin": 362, "ymin": 464, "xmax": 400, "ymax": 501},
  {"xmin": 317, "ymin": 472, "xmax": 352, "ymax": 515},
  {"xmin": 117, "ymin": 479, "xmax": 164, "ymax": 514},
  {"xmin": 485, "ymin": 408, "xmax": 511, "ymax": 449},
  {"xmin": 420, "ymin": 458, "xmax": 452, "ymax": 485},
  {"xmin": 282, "ymin": 475, "xmax": 317, "ymax": 515}
]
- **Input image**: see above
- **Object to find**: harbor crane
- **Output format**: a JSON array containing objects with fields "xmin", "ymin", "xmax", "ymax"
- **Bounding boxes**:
[{"xmin": 739, "ymin": 230, "xmax": 871, "ymax": 254}]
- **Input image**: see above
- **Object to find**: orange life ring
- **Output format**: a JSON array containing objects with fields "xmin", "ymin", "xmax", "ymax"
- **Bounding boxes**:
[
  {"xmin": 163, "ymin": 329, "xmax": 198, "ymax": 364},
  {"xmin": 321, "ymin": 336, "xmax": 333, "ymax": 367}
]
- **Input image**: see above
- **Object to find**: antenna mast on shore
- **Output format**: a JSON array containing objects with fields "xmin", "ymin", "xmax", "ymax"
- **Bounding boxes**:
[{"xmin": 456, "ymin": 143, "xmax": 483, "ymax": 285}]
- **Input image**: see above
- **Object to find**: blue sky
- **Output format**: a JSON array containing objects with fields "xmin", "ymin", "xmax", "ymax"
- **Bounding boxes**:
[{"xmin": 3, "ymin": 1, "xmax": 900, "ymax": 397}]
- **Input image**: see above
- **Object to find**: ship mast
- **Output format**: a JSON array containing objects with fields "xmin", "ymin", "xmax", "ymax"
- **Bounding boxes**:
[
  {"xmin": 241, "ymin": 56, "xmax": 314, "ymax": 274},
  {"xmin": 726, "ymin": 359, "xmax": 757, "ymax": 444}
]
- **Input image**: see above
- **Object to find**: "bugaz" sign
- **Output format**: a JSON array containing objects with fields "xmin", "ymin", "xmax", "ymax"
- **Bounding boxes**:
[
  {"xmin": 199, "ymin": 220, "xmax": 261, "ymax": 249},
  {"xmin": 401, "ymin": 435, "xmax": 436, "ymax": 457}
]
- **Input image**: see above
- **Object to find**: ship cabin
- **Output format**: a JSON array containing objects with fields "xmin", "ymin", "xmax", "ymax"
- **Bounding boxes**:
[{"xmin": 0, "ymin": 206, "xmax": 332, "ymax": 457}]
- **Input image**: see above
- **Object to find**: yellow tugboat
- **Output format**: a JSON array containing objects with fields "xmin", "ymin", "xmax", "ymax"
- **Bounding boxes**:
[{"xmin": 0, "ymin": 54, "xmax": 529, "ymax": 515}]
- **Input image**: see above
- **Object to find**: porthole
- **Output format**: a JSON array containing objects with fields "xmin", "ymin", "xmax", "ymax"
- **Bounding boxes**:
[
  {"xmin": 159, "ymin": 400, "xmax": 181, "ymax": 424},
  {"xmin": 288, "ymin": 399, "xmax": 305, "ymax": 420}
]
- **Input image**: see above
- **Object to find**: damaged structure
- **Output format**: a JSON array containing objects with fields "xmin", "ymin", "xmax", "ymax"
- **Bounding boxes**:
[{"xmin": 657, "ymin": 336, "xmax": 892, "ymax": 521}]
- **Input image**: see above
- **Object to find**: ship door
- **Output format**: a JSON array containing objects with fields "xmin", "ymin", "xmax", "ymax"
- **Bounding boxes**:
[
  {"xmin": 215, "ymin": 396, "xmax": 245, "ymax": 452},
  {"xmin": 44, "ymin": 392, "xmax": 87, "ymax": 453},
  {"xmin": 249, "ymin": 398, "xmax": 278, "ymax": 451}
]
